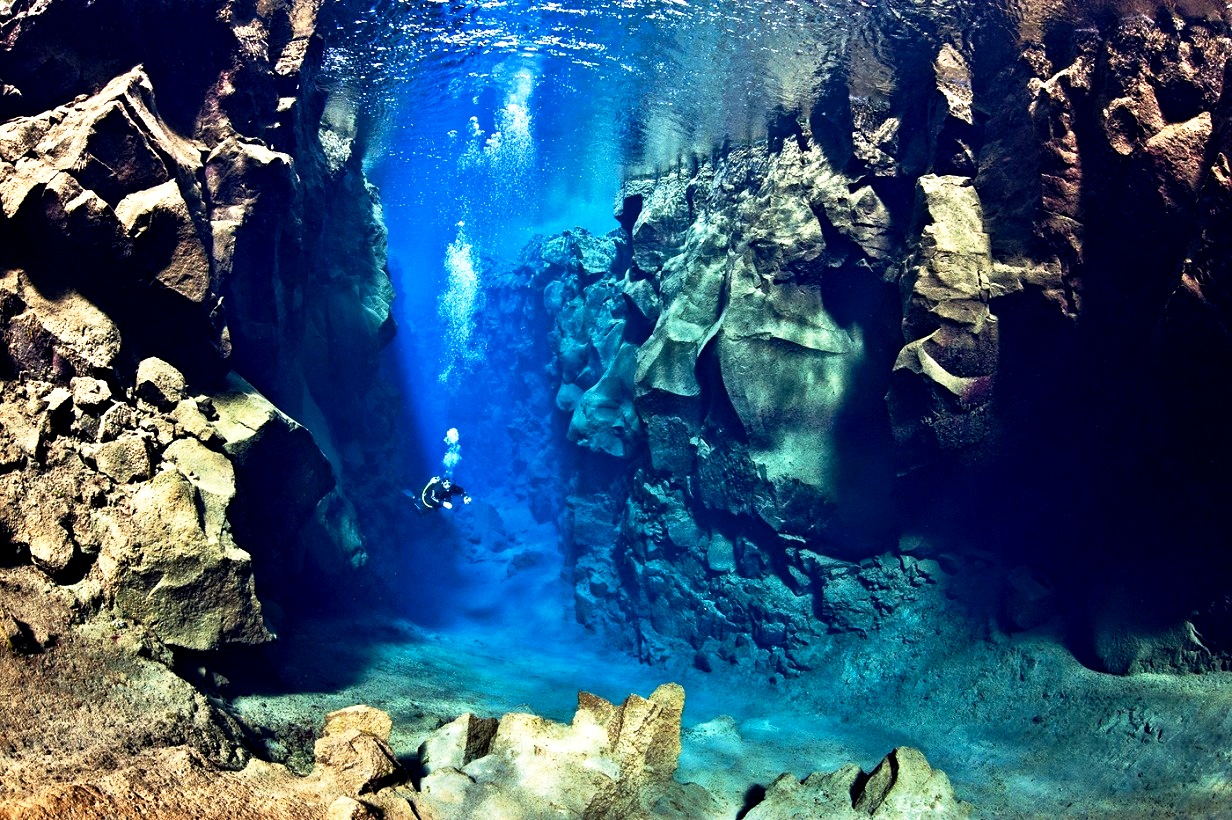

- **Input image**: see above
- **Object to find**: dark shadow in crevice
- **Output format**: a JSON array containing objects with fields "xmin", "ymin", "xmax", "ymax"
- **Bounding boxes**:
[{"xmin": 735, "ymin": 783, "xmax": 768, "ymax": 819}]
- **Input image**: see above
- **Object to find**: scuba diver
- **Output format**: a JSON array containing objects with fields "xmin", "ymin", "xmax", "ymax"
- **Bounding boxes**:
[{"xmin": 418, "ymin": 475, "xmax": 471, "ymax": 512}]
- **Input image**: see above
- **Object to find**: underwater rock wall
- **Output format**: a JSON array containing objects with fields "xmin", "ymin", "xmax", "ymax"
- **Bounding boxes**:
[
  {"xmin": 0, "ymin": 0, "xmax": 402, "ymax": 783},
  {"xmin": 529, "ymin": 6, "xmax": 1232, "ymax": 677},
  {"xmin": 0, "ymin": 0, "xmax": 400, "ymax": 611}
]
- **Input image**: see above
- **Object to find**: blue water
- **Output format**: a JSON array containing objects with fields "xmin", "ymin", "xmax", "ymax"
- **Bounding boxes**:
[
  {"xmin": 325, "ymin": 0, "xmax": 871, "ymax": 463},
  {"xmin": 242, "ymin": 3, "xmax": 1232, "ymax": 816},
  {"xmin": 320, "ymin": 0, "xmax": 995, "ymax": 461}
]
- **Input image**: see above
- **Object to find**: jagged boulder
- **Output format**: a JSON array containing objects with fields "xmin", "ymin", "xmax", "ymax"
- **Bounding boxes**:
[
  {"xmin": 70, "ymin": 376, "xmax": 112, "ymax": 409},
  {"xmin": 0, "ymin": 463, "xmax": 79, "ymax": 578},
  {"xmin": 0, "ymin": 64, "xmax": 199, "ymax": 242},
  {"xmin": 887, "ymin": 174, "xmax": 999, "ymax": 464},
  {"xmin": 419, "ymin": 713, "xmax": 499, "ymax": 775},
  {"xmin": 90, "ymin": 433, "xmax": 153, "ymax": 484},
  {"xmin": 746, "ymin": 747, "xmax": 970, "ymax": 818},
  {"xmin": 313, "ymin": 706, "xmax": 402, "ymax": 797},
  {"xmin": 414, "ymin": 684, "xmax": 718, "ymax": 820},
  {"xmin": 0, "ymin": 67, "xmax": 226, "ymax": 373},
  {"xmin": 115, "ymin": 179, "xmax": 212, "ymax": 305},
  {"xmin": 98, "ymin": 468, "xmax": 271, "ymax": 651},
  {"xmin": 135, "ymin": 356, "xmax": 187, "ymax": 410},
  {"xmin": 745, "ymin": 766, "xmax": 868, "ymax": 819},
  {"xmin": 0, "ymin": 268, "xmax": 122, "ymax": 380},
  {"xmin": 209, "ymin": 372, "xmax": 334, "ymax": 564},
  {"xmin": 855, "ymin": 747, "xmax": 970, "ymax": 816}
]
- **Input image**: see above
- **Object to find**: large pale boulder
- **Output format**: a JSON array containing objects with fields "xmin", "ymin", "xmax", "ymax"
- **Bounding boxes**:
[
  {"xmin": 324, "ymin": 706, "xmax": 394, "ymax": 743},
  {"xmin": 414, "ymin": 684, "xmax": 716, "ymax": 820},
  {"xmin": 744, "ymin": 766, "xmax": 867, "ymax": 819},
  {"xmin": 854, "ymin": 747, "xmax": 970, "ymax": 816},
  {"xmin": 314, "ymin": 706, "xmax": 402, "ymax": 797},
  {"xmin": 0, "ymin": 269, "xmax": 121, "ymax": 379},
  {"xmin": 418, "ymin": 713, "xmax": 498, "ymax": 774},
  {"xmin": 745, "ymin": 747, "xmax": 970, "ymax": 818},
  {"xmin": 163, "ymin": 437, "xmax": 236, "ymax": 544},
  {"xmin": 135, "ymin": 357, "xmax": 187, "ymax": 410},
  {"xmin": 98, "ymin": 468, "xmax": 271, "ymax": 651}
]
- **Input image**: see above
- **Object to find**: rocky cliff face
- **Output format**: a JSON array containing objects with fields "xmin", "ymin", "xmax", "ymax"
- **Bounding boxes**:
[
  {"xmin": 0, "ymin": 0, "xmax": 405, "ymax": 594},
  {"xmin": 512, "ymin": 4, "xmax": 1232, "ymax": 678},
  {"xmin": 0, "ymin": 0, "xmax": 402, "ymax": 791}
]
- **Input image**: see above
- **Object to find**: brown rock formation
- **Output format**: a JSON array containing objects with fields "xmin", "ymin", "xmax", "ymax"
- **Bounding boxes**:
[
  {"xmin": 0, "ymin": 703, "xmax": 417, "ymax": 820},
  {"xmin": 0, "ymin": 0, "xmax": 405, "ymax": 808}
]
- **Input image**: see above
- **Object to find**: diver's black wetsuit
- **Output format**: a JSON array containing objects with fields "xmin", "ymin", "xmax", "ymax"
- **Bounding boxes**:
[{"xmin": 419, "ymin": 476, "xmax": 470, "ymax": 511}]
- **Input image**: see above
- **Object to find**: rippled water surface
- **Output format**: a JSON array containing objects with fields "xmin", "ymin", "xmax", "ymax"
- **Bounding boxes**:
[{"xmin": 321, "ymin": 0, "xmax": 1016, "ymax": 258}]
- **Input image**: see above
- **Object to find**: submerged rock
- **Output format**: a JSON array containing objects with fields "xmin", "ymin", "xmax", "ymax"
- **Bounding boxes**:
[
  {"xmin": 314, "ymin": 706, "xmax": 402, "ymax": 797},
  {"xmin": 0, "ymin": 268, "xmax": 122, "ymax": 379},
  {"xmin": 746, "ymin": 747, "xmax": 970, "ymax": 819},
  {"xmin": 135, "ymin": 357, "xmax": 188, "ymax": 410},
  {"xmin": 99, "ymin": 468, "xmax": 271, "ymax": 651},
  {"xmin": 91, "ymin": 434, "xmax": 153, "ymax": 484},
  {"xmin": 0, "ymin": 67, "xmax": 225, "ymax": 372},
  {"xmin": 535, "ymin": 9, "xmax": 1232, "ymax": 679},
  {"xmin": 324, "ymin": 705, "xmax": 395, "ymax": 743},
  {"xmin": 0, "ymin": 0, "xmax": 413, "ymax": 809},
  {"xmin": 209, "ymin": 372, "xmax": 334, "ymax": 568},
  {"xmin": 414, "ymin": 683, "xmax": 718, "ymax": 820},
  {"xmin": 419, "ymin": 713, "xmax": 499, "ymax": 774},
  {"xmin": 887, "ymin": 174, "xmax": 999, "ymax": 466}
]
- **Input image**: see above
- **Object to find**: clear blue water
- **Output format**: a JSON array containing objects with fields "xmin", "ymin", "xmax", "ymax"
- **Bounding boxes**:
[
  {"xmin": 245, "ymin": 3, "xmax": 1232, "ymax": 816},
  {"xmin": 324, "ymin": 0, "xmax": 875, "ymax": 456},
  {"xmin": 321, "ymin": 0, "xmax": 988, "ymax": 471}
]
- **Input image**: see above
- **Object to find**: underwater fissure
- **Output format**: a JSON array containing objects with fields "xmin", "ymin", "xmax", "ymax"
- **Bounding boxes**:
[{"xmin": 3, "ymin": 0, "xmax": 1232, "ymax": 816}]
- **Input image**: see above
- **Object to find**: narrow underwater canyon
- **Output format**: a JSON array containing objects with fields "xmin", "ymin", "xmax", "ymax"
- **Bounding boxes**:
[{"xmin": 2, "ymin": 0, "xmax": 1232, "ymax": 817}]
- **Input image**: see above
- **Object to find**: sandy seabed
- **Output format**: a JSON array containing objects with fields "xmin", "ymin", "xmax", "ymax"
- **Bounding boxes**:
[{"xmin": 228, "ymin": 582, "xmax": 1232, "ymax": 818}]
